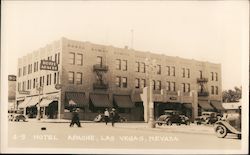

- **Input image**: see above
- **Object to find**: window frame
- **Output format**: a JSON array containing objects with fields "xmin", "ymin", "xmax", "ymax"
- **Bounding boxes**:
[{"xmin": 68, "ymin": 71, "xmax": 74, "ymax": 84}]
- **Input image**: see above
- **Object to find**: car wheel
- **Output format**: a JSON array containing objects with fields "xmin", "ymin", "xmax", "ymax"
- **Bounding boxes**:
[
  {"xmin": 215, "ymin": 125, "xmax": 227, "ymax": 138},
  {"xmin": 157, "ymin": 123, "xmax": 162, "ymax": 126},
  {"xmin": 167, "ymin": 120, "xmax": 172, "ymax": 126}
]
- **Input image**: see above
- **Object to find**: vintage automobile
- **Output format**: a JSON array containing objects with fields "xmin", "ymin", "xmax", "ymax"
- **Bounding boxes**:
[
  {"xmin": 8, "ymin": 110, "xmax": 27, "ymax": 122},
  {"xmin": 195, "ymin": 111, "xmax": 219, "ymax": 125},
  {"xmin": 214, "ymin": 107, "xmax": 241, "ymax": 139},
  {"xmin": 156, "ymin": 110, "xmax": 190, "ymax": 126}
]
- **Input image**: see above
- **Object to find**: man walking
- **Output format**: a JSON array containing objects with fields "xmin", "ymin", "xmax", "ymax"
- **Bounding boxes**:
[
  {"xmin": 70, "ymin": 108, "xmax": 81, "ymax": 127},
  {"xmin": 104, "ymin": 108, "xmax": 109, "ymax": 125},
  {"xmin": 110, "ymin": 108, "xmax": 117, "ymax": 127}
]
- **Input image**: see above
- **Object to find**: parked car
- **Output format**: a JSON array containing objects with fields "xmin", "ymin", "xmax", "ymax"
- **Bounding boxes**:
[
  {"xmin": 195, "ymin": 112, "xmax": 219, "ymax": 125},
  {"xmin": 214, "ymin": 107, "xmax": 241, "ymax": 139},
  {"xmin": 8, "ymin": 110, "xmax": 27, "ymax": 122},
  {"xmin": 156, "ymin": 110, "xmax": 190, "ymax": 126}
]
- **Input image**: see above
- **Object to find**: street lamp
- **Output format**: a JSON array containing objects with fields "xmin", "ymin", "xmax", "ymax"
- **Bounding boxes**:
[
  {"xmin": 36, "ymin": 84, "xmax": 43, "ymax": 120},
  {"xmin": 145, "ymin": 58, "xmax": 156, "ymax": 128}
]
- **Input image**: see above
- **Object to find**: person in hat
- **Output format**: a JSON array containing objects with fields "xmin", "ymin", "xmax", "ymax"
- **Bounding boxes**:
[
  {"xmin": 110, "ymin": 108, "xmax": 117, "ymax": 127},
  {"xmin": 104, "ymin": 108, "xmax": 110, "ymax": 125},
  {"xmin": 70, "ymin": 108, "xmax": 81, "ymax": 127}
]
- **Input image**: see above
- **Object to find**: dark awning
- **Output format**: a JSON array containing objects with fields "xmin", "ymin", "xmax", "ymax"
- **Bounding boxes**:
[
  {"xmin": 198, "ymin": 100, "xmax": 214, "ymax": 110},
  {"xmin": 114, "ymin": 95, "xmax": 134, "ymax": 108},
  {"xmin": 211, "ymin": 100, "xmax": 225, "ymax": 110},
  {"xmin": 90, "ymin": 94, "xmax": 112, "ymax": 107},
  {"xmin": 183, "ymin": 103, "xmax": 192, "ymax": 109},
  {"xmin": 65, "ymin": 92, "xmax": 87, "ymax": 108}
]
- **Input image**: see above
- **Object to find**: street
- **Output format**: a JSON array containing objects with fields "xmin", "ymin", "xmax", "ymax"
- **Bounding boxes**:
[{"xmin": 8, "ymin": 121, "xmax": 241, "ymax": 149}]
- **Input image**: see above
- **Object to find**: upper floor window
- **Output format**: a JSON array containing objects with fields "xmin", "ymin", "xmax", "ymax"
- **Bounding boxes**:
[
  {"xmin": 23, "ymin": 66, "xmax": 27, "ymax": 76},
  {"xmin": 68, "ymin": 72, "xmax": 74, "ymax": 84},
  {"xmin": 76, "ymin": 72, "xmax": 82, "ymax": 84},
  {"xmin": 76, "ymin": 54, "xmax": 83, "ymax": 66},
  {"xmin": 116, "ymin": 59, "xmax": 121, "ymax": 70},
  {"xmin": 156, "ymin": 80, "xmax": 161, "ymax": 90},
  {"xmin": 54, "ymin": 73, "xmax": 57, "ymax": 84},
  {"xmin": 141, "ymin": 79, "xmax": 146, "ymax": 88},
  {"xmin": 141, "ymin": 62, "xmax": 146, "ymax": 73},
  {"xmin": 55, "ymin": 53, "xmax": 58, "ymax": 64},
  {"xmin": 156, "ymin": 65, "xmax": 161, "ymax": 74},
  {"xmin": 122, "ymin": 77, "xmax": 127, "ymax": 88},
  {"xmin": 166, "ymin": 66, "xmax": 170, "ymax": 76},
  {"xmin": 152, "ymin": 80, "xmax": 156, "ymax": 90},
  {"xmin": 215, "ymin": 72, "xmax": 218, "ymax": 81},
  {"xmin": 211, "ymin": 86, "xmax": 214, "ymax": 95},
  {"xmin": 58, "ymin": 53, "xmax": 60, "ymax": 64},
  {"xmin": 171, "ymin": 82, "xmax": 176, "ymax": 91},
  {"xmin": 166, "ymin": 81, "xmax": 170, "ymax": 91},
  {"xmin": 182, "ymin": 68, "xmax": 185, "ymax": 78},
  {"xmin": 211, "ymin": 72, "xmax": 214, "ymax": 81},
  {"xmin": 186, "ymin": 83, "xmax": 190, "ymax": 92},
  {"xmin": 215, "ymin": 86, "xmax": 219, "ymax": 95},
  {"xmin": 135, "ymin": 62, "xmax": 140, "ymax": 72},
  {"xmin": 171, "ymin": 67, "xmax": 175, "ymax": 76},
  {"xmin": 135, "ymin": 78, "xmax": 140, "ymax": 88},
  {"xmin": 115, "ymin": 76, "xmax": 121, "ymax": 88},
  {"xmin": 122, "ymin": 60, "xmax": 127, "ymax": 71},
  {"xmin": 199, "ymin": 70, "xmax": 203, "ymax": 78},
  {"xmin": 18, "ymin": 68, "xmax": 22, "ymax": 77},
  {"xmin": 97, "ymin": 56, "xmax": 102, "ymax": 66},
  {"xmin": 69, "ymin": 53, "xmax": 75, "ymax": 65},
  {"xmin": 186, "ymin": 69, "xmax": 190, "ymax": 78},
  {"xmin": 181, "ymin": 83, "xmax": 185, "ymax": 92}
]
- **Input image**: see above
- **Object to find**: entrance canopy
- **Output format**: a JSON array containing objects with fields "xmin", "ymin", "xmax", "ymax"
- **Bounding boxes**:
[
  {"xmin": 114, "ymin": 95, "xmax": 134, "ymax": 108},
  {"xmin": 65, "ymin": 92, "xmax": 86, "ymax": 108},
  {"xmin": 210, "ymin": 100, "xmax": 225, "ymax": 110},
  {"xmin": 40, "ymin": 99, "xmax": 54, "ymax": 107},
  {"xmin": 18, "ymin": 98, "xmax": 31, "ymax": 108},
  {"xmin": 27, "ymin": 96, "xmax": 40, "ymax": 107},
  {"xmin": 198, "ymin": 100, "xmax": 214, "ymax": 110},
  {"xmin": 90, "ymin": 94, "xmax": 112, "ymax": 107}
]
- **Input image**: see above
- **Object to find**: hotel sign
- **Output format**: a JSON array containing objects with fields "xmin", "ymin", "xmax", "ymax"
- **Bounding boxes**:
[
  {"xmin": 40, "ymin": 60, "xmax": 58, "ymax": 71},
  {"xmin": 18, "ymin": 91, "xmax": 30, "ymax": 95}
]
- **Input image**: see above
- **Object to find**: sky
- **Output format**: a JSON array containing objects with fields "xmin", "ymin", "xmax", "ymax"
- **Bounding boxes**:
[{"xmin": 1, "ymin": 1, "xmax": 249, "ymax": 90}]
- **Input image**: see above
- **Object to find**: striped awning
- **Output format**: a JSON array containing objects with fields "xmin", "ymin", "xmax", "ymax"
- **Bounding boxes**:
[
  {"xmin": 114, "ymin": 95, "xmax": 134, "ymax": 108},
  {"xmin": 198, "ymin": 100, "xmax": 214, "ymax": 110},
  {"xmin": 18, "ymin": 97, "xmax": 32, "ymax": 108},
  {"xmin": 65, "ymin": 92, "xmax": 86, "ymax": 108},
  {"xmin": 27, "ymin": 96, "xmax": 40, "ymax": 107},
  {"xmin": 90, "ymin": 94, "xmax": 112, "ymax": 107},
  {"xmin": 40, "ymin": 99, "xmax": 54, "ymax": 107},
  {"xmin": 211, "ymin": 100, "xmax": 225, "ymax": 110}
]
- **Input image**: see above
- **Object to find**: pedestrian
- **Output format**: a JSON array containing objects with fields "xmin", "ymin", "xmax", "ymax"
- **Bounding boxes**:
[
  {"xmin": 110, "ymin": 108, "xmax": 117, "ymax": 127},
  {"xmin": 104, "ymin": 108, "xmax": 109, "ymax": 125},
  {"xmin": 70, "ymin": 108, "xmax": 81, "ymax": 127}
]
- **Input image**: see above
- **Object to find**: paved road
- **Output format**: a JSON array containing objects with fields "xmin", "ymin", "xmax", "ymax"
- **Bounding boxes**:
[{"xmin": 8, "ymin": 122, "xmax": 240, "ymax": 150}]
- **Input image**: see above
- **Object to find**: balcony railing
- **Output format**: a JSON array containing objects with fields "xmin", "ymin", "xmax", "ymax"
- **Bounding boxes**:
[
  {"xmin": 198, "ymin": 91, "xmax": 209, "ymax": 97},
  {"xmin": 93, "ymin": 64, "xmax": 108, "ymax": 71},
  {"xmin": 93, "ymin": 82, "xmax": 109, "ymax": 90},
  {"xmin": 197, "ymin": 78, "xmax": 208, "ymax": 83}
]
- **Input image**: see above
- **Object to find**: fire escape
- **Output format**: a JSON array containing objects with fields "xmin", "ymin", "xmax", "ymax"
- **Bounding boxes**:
[
  {"xmin": 93, "ymin": 64, "xmax": 109, "ymax": 90},
  {"xmin": 197, "ymin": 77, "xmax": 209, "ymax": 97}
]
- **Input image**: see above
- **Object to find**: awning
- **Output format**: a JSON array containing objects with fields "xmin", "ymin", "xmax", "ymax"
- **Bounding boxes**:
[
  {"xmin": 40, "ymin": 99, "xmax": 54, "ymax": 107},
  {"xmin": 183, "ymin": 103, "xmax": 192, "ymax": 109},
  {"xmin": 18, "ymin": 97, "xmax": 32, "ymax": 108},
  {"xmin": 90, "ymin": 94, "xmax": 112, "ymax": 107},
  {"xmin": 114, "ymin": 95, "xmax": 134, "ymax": 108},
  {"xmin": 27, "ymin": 96, "xmax": 40, "ymax": 107},
  {"xmin": 198, "ymin": 100, "xmax": 214, "ymax": 110},
  {"xmin": 65, "ymin": 92, "xmax": 86, "ymax": 108},
  {"xmin": 211, "ymin": 101, "xmax": 225, "ymax": 110}
]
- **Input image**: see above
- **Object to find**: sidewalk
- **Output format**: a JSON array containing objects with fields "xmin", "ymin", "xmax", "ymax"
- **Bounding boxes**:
[{"xmin": 28, "ymin": 118, "xmax": 215, "ymax": 135}]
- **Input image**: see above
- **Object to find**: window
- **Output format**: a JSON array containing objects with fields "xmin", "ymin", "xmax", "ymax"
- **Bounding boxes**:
[
  {"xmin": 58, "ymin": 53, "xmax": 60, "ymax": 64},
  {"xmin": 166, "ymin": 66, "xmax": 170, "ymax": 76},
  {"xmin": 49, "ymin": 74, "xmax": 52, "ymax": 85},
  {"xmin": 181, "ymin": 83, "xmax": 185, "ymax": 92},
  {"xmin": 215, "ymin": 73, "xmax": 218, "ymax": 81},
  {"xmin": 199, "ymin": 70, "xmax": 203, "ymax": 78},
  {"xmin": 171, "ymin": 66, "xmax": 175, "ymax": 76},
  {"xmin": 18, "ymin": 68, "xmax": 22, "ymax": 77},
  {"xmin": 55, "ymin": 53, "xmax": 58, "ymax": 63},
  {"xmin": 135, "ymin": 62, "xmax": 140, "ymax": 72},
  {"xmin": 141, "ymin": 79, "xmax": 146, "ymax": 88},
  {"xmin": 33, "ymin": 78, "xmax": 36, "ymax": 89},
  {"xmin": 23, "ymin": 66, "xmax": 26, "ymax": 76},
  {"xmin": 68, "ymin": 72, "xmax": 74, "ymax": 84},
  {"xmin": 76, "ymin": 54, "xmax": 83, "ymax": 65},
  {"xmin": 186, "ymin": 83, "xmax": 190, "ymax": 92},
  {"xmin": 182, "ymin": 68, "xmax": 185, "ymax": 78},
  {"xmin": 215, "ymin": 86, "xmax": 219, "ymax": 95},
  {"xmin": 156, "ymin": 80, "xmax": 161, "ymax": 90},
  {"xmin": 57, "ymin": 72, "xmax": 59, "ymax": 84},
  {"xmin": 54, "ymin": 73, "xmax": 57, "ymax": 84},
  {"xmin": 166, "ymin": 81, "xmax": 170, "ymax": 91},
  {"xmin": 211, "ymin": 86, "xmax": 214, "ymax": 95},
  {"xmin": 141, "ymin": 62, "xmax": 146, "ymax": 73},
  {"xmin": 69, "ymin": 53, "xmax": 75, "ymax": 65},
  {"xmin": 122, "ymin": 77, "xmax": 127, "ymax": 88},
  {"xmin": 152, "ymin": 80, "xmax": 156, "ymax": 90},
  {"xmin": 47, "ymin": 74, "xmax": 49, "ymax": 85},
  {"xmin": 122, "ymin": 60, "xmax": 127, "ymax": 71},
  {"xmin": 116, "ymin": 76, "xmax": 121, "ymax": 87},
  {"xmin": 116, "ymin": 59, "xmax": 121, "ymax": 70},
  {"xmin": 37, "ymin": 61, "xmax": 39, "ymax": 72},
  {"xmin": 76, "ymin": 72, "xmax": 82, "ymax": 84},
  {"xmin": 27, "ymin": 80, "xmax": 29, "ymax": 90},
  {"xmin": 135, "ymin": 78, "xmax": 140, "ymax": 88},
  {"xmin": 22, "ymin": 81, "xmax": 25, "ymax": 91},
  {"xmin": 18, "ymin": 83, "xmax": 20, "ymax": 91},
  {"xmin": 186, "ymin": 69, "xmax": 190, "ymax": 78},
  {"xmin": 97, "ymin": 56, "xmax": 102, "ymax": 66},
  {"xmin": 157, "ymin": 65, "xmax": 161, "ymax": 74},
  {"xmin": 171, "ymin": 82, "xmax": 176, "ymax": 91},
  {"xmin": 40, "ymin": 77, "xmax": 42, "ymax": 87},
  {"xmin": 34, "ymin": 62, "xmax": 36, "ymax": 72},
  {"xmin": 211, "ymin": 72, "xmax": 214, "ymax": 81}
]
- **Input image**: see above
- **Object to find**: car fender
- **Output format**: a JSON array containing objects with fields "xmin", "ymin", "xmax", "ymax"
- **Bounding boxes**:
[{"xmin": 214, "ymin": 121, "xmax": 241, "ymax": 134}]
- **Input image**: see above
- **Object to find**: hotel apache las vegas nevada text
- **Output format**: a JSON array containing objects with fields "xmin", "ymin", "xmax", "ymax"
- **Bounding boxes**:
[{"xmin": 13, "ymin": 37, "xmax": 222, "ymax": 122}]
